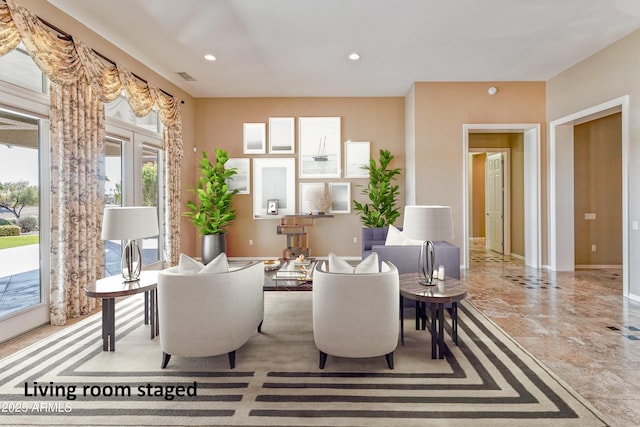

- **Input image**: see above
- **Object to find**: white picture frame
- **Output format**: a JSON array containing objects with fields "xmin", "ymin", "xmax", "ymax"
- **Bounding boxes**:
[
  {"xmin": 267, "ymin": 199, "xmax": 279, "ymax": 215},
  {"xmin": 298, "ymin": 117, "xmax": 341, "ymax": 178},
  {"xmin": 225, "ymin": 158, "xmax": 250, "ymax": 194},
  {"xmin": 299, "ymin": 182, "xmax": 326, "ymax": 215},
  {"xmin": 243, "ymin": 122, "xmax": 266, "ymax": 154},
  {"xmin": 344, "ymin": 140, "xmax": 370, "ymax": 178},
  {"xmin": 329, "ymin": 182, "xmax": 351, "ymax": 213},
  {"xmin": 268, "ymin": 117, "xmax": 295, "ymax": 154},
  {"xmin": 252, "ymin": 157, "xmax": 296, "ymax": 218}
]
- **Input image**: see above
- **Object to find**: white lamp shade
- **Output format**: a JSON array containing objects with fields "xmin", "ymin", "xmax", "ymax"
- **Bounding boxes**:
[
  {"xmin": 101, "ymin": 207, "xmax": 159, "ymax": 240},
  {"xmin": 402, "ymin": 205, "xmax": 454, "ymax": 242}
]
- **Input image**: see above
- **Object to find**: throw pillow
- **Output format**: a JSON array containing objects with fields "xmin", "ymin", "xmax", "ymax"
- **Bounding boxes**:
[
  {"xmin": 328, "ymin": 252, "xmax": 354, "ymax": 273},
  {"xmin": 178, "ymin": 253, "xmax": 204, "ymax": 274},
  {"xmin": 328, "ymin": 252, "xmax": 380, "ymax": 274},
  {"xmin": 354, "ymin": 252, "xmax": 379, "ymax": 273},
  {"xmin": 199, "ymin": 252, "xmax": 230, "ymax": 273},
  {"xmin": 385, "ymin": 224, "xmax": 405, "ymax": 245}
]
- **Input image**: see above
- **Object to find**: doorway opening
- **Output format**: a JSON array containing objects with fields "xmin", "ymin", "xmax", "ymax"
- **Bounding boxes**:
[
  {"xmin": 462, "ymin": 124, "xmax": 541, "ymax": 270},
  {"xmin": 549, "ymin": 96, "xmax": 629, "ymax": 297},
  {"xmin": 468, "ymin": 148, "xmax": 512, "ymax": 257}
]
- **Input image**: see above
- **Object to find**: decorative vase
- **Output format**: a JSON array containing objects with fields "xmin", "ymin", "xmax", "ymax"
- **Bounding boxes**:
[{"xmin": 202, "ymin": 233, "xmax": 226, "ymax": 265}]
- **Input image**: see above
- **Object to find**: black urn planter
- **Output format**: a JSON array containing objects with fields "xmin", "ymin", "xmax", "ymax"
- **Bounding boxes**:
[{"xmin": 202, "ymin": 233, "xmax": 226, "ymax": 265}]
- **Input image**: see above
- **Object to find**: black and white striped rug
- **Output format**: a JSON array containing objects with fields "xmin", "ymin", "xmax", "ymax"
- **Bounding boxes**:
[{"xmin": 0, "ymin": 292, "xmax": 609, "ymax": 426}]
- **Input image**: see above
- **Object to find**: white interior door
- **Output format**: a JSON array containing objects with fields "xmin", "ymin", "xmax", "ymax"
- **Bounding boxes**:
[{"xmin": 485, "ymin": 152, "xmax": 504, "ymax": 253}]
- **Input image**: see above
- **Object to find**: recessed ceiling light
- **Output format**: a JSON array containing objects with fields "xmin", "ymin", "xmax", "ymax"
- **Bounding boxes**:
[
  {"xmin": 348, "ymin": 52, "xmax": 360, "ymax": 61},
  {"xmin": 204, "ymin": 54, "xmax": 217, "ymax": 61}
]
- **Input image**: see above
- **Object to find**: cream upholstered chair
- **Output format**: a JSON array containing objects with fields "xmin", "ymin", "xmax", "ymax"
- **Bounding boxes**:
[
  {"xmin": 157, "ymin": 261, "xmax": 264, "ymax": 369},
  {"xmin": 312, "ymin": 260, "xmax": 400, "ymax": 369}
]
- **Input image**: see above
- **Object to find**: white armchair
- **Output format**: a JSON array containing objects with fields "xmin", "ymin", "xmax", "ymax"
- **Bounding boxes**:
[
  {"xmin": 312, "ymin": 260, "xmax": 400, "ymax": 369},
  {"xmin": 157, "ymin": 261, "xmax": 264, "ymax": 369}
]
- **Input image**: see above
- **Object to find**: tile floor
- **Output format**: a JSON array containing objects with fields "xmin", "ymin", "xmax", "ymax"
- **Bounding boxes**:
[
  {"xmin": 1, "ymin": 241, "xmax": 638, "ymax": 426},
  {"xmin": 464, "ymin": 239, "xmax": 639, "ymax": 427}
]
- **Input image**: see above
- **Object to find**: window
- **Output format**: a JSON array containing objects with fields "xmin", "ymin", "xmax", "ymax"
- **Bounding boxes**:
[
  {"xmin": 103, "ymin": 137, "xmax": 123, "ymax": 277},
  {"xmin": 141, "ymin": 145, "xmax": 161, "ymax": 265},
  {"xmin": 105, "ymin": 95, "xmax": 161, "ymax": 133},
  {"xmin": 0, "ymin": 51, "xmax": 163, "ymax": 339},
  {"xmin": 0, "ymin": 43, "xmax": 47, "ymax": 94},
  {"xmin": 104, "ymin": 96, "xmax": 164, "ymax": 276},
  {"xmin": 0, "ymin": 49, "xmax": 51, "ymax": 341},
  {"xmin": 0, "ymin": 108, "xmax": 48, "ymax": 320}
]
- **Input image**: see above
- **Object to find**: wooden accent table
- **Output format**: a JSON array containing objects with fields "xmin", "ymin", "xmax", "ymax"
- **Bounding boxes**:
[
  {"xmin": 399, "ymin": 273, "xmax": 468, "ymax": 359},
  {"xmin": 84, "ymin": 270, "xmax": 158, "ymax": 351},
  {"xmin": 277, "ymin": 214, "xmax": 333, "ymax": 259}
]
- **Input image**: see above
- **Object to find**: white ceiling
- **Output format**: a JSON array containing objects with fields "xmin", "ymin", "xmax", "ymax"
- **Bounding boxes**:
[{"xmin": 49, "ymin": 0, "xmax": 640, "ymax": 98}]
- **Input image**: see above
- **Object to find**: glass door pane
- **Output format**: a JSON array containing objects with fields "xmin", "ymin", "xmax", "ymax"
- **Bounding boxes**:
[
  {"xmin": 0, "ymin": 110, "xmax": 41, "ymax": 318},
  {"xmin": 103, "ymin": 137, "xmax": 122, "ymax": 277},
  {"xmin": 141, "ymin": 145, "xmax": 160, "ymax": 265}
]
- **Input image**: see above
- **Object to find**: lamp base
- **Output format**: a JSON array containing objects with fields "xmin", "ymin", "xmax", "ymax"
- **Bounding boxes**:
[
  {"xmin": 418, "ymin": 278, "xmax": 437, "ymax": 286},
  {"xmin": 121, "ymin": 275, "xmax": 140, "ymax": 283},
  {"xmin": 121, "ymin": 239, "xmax": 142, "ymax": 282},
  {"xmin": 418, "ymin": 240, "xmax": 436, "ymax": 287}
]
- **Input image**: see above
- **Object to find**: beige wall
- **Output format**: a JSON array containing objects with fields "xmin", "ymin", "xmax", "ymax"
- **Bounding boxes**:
[
  {"xmin": 411, "ymin": 82, "xmax": 546, "ymax": 254},
  {"xmin": 574, "ymin": 113, "xmax": 622, "ymax": 265},
  {"xmin": 193, "ymin": 97, "xmax": 405, "ymax": 258},
  {"xmin": 510, "ymin": 134, "xmax": 525, "ymax": 256},
  {"xmin": 20, "ymin": 0, "xmax": 199, "ymax": 257},
  {"xmin": 468, "ymin": 133, "xmax": 525, "ymax": 256},
  {"xmin": 470, "ymin": 153, "xmax": 486, "ymax": 238},
  {"xmin": 547, "ymin": 28, "xmax": 640, "ymax": 296}
]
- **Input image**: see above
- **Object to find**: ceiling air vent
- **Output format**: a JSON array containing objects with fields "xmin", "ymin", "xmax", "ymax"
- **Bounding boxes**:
[{"xmin": 176, "ymin": 72, "xmax": 196, "ymax": 82}]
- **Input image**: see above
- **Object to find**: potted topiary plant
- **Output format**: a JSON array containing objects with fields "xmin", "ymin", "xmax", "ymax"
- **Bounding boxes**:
[
  {"xmin": 184, "ymin": 148, "xmax": 238, "ymax": 264},
  {"xmin": 353, "ymin": 148, "xmax": 402, "ymax": 228}
]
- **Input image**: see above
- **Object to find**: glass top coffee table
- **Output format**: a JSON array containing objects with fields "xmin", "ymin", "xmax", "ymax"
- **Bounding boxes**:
[{"xmin": 263, "ymin": 259, "xmax": 317, "ymax": 291}]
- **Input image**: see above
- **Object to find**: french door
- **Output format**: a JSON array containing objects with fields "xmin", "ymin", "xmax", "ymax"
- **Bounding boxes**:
[
  {"xmin": 0, "ymin": 108, "xmax": 50, "ymax": 343},
  {"xmin": 104, "ymin": 122, "xmax": 164, "ymax": 277}
]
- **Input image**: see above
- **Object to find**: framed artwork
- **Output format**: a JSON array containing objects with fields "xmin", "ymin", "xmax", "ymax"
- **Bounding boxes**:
[
  {"xmin": 267, "ymin": 199, "xmax": 279, "ymax": 215},
  {"xmin": 299, "ymin": 182, "xmax": 327, "ymax": 214},
  {"xmin": 344, "ymin": 140, "xmax": 370, "ymax": 178},
  {"xmin": 252, "ymin": 157, "xmax": 296, "ymax": 218},
  {"xmin": 329, "ymin": 182, "xmax": 351, "ymax": 214},
  {"xmin": 243, "ymin": 122, "xmax": 266, "ymax": 154},
  {"xmin": 269, "ymin": 117, "xmax": 295, "ymax": 153},
  {"xmin": 298, "ymin": 117, "xmax": 341, "ymax": 178},
  {"xmin": 225, "ymin": 158, "xmax": 250, "ymax": 194}
]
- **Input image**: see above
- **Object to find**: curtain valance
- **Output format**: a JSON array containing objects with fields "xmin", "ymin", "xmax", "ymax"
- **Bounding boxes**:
[
  {"xmin": 0, "ymin": 0, "xmax": 184, "ymax": 324},
  {"xmin": 1, "ymin": 0, "xmax": 182, "ymax": 127}
]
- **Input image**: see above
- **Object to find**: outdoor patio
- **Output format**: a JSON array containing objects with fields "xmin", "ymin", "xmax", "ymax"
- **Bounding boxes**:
[{"xmin": 0, "ymin": 240, "xmax": 158, "ymax": 318}]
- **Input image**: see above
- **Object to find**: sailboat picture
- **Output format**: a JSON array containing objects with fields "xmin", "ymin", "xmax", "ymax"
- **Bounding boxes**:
[
  {"xmin": 313, "ymin": 135, "xmax": 329, "ymax": 161},
  {"xmin": 299, "ymin": 117, "xmax": 341, "ymax": 178}
]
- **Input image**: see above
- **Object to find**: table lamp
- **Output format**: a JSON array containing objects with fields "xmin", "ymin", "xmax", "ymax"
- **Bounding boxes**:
[
  {"xmin": 402, "ymin": 205, "xmax": 454, "ymax": 285},
  {"xmin": 101, "ymin": 206, "xmax": 159, "ymax": 282}
]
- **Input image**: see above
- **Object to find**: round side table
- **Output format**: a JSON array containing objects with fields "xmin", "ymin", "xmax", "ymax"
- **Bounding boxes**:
[{"xmin": 399, "ymin": 273, "xmax": 468, "ymax": 359}]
